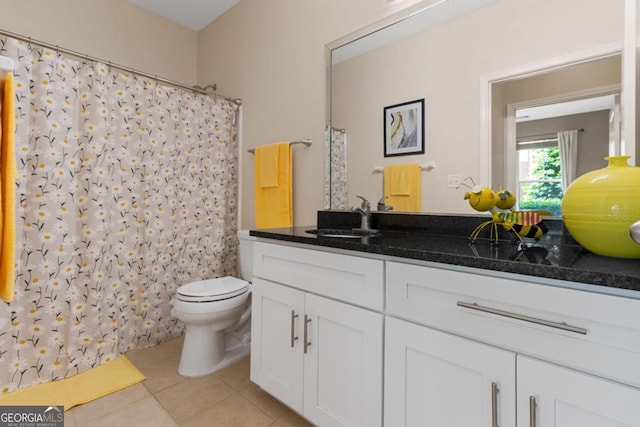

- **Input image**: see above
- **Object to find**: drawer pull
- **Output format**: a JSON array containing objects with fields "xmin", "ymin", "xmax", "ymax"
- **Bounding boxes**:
[
  {"xmin": 303, "ymin": 315, "xmax": 312, "ymax": 354},
  {"xmin": 529, "ymin": 396, "xmax": 537, "ymax": 427},
  {"xmin": 456, "ymin": 301, "xmax": 587, "ymax": 335},
  {"xmin": 491, "ymin": 382, "xmax": 499, "ymax": 427},
  {"xmin": 290, "ymin": 310, "xmax": 299, "ymax": 348}
]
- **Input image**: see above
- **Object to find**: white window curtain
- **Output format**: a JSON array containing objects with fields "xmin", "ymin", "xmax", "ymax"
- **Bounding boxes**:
[
  {"xmin": 558, "ymin": 129, "xmax": 578, "ymax": 191},
  {"xmin": 0, "ymin": 36, "xmax": 239, "ymax": 393}
]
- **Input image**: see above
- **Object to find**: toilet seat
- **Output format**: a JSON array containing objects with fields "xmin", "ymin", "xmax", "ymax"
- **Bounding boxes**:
[{"xmin": 177, "ymin": 277, "xmax": 248, "ymax": 303}]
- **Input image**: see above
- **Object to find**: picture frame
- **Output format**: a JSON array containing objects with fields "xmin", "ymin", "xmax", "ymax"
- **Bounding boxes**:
[{"xmin": 383, "ymin": 98, "xmax": 425, "ymax": 157}]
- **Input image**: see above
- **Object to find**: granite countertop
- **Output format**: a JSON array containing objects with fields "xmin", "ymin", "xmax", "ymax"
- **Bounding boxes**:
[{"xmin": 249, "ymin": 211, "xmax": 640, "ymax": 294}]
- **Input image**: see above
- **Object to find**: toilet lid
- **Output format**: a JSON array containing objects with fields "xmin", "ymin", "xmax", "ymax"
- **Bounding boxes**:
[{"xmin": 176, "ymin": 277, "xmax": 249, "ymax": 302}]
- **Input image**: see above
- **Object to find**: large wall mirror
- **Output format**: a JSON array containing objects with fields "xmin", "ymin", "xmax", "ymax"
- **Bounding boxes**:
[{"xmin": 327, "ymin": 0, "xmax": 633, "ymax": 216}]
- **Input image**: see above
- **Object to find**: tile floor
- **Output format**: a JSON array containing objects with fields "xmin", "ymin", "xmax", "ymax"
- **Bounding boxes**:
[{"xmin": 64, "ymin": 336, "xmax": 313, "ymax": 427}]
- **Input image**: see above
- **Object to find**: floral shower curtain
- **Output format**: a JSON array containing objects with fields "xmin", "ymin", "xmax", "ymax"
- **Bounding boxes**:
[
  {"xmin": 324, "ymin": 126, "xmax": 347, "ymax": 209},
  {"xmin": 0, "ymin": 37, "xmax": 239, "ymax": 393}
]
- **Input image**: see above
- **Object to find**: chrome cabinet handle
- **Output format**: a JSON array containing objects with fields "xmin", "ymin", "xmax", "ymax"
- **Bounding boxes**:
[
  {"xmin": 491, "ymin": 382, "xmax": 499, "ymax": 427},
  {"xmin": 290, "ymin": 310, "xmax": 299, "ymax": 348},
  {"xmin": 529, "ymin": 396, "xmax": 537, "ymax": 427},
  {"xmin": 457, "ymin": 301, "xmax": 587, "ymax": 335},
  {"xmin": 303, "ymin": 314, "xmax": 311, "ymax": 354}
]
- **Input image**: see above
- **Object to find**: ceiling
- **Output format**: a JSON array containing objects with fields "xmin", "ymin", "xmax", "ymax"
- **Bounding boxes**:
[
  {"xmin": 516, "ymin": 95, "xmax": 616, "ymax": 123},
  {"xmin": 128, "ymin": 0, "xmax": 240, "ymax": 31}
]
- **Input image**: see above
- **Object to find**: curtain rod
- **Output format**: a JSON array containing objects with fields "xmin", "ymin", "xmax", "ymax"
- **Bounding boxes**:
[
  {"xmin": 518, "ymin": 128, "xmax": 584, "ymax": 140},
  {"xmin": 0, "ymin": 28, "xmax": 241, "ymax": 105}
]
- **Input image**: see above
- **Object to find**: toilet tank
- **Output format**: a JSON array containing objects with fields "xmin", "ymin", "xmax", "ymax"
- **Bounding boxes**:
[{"xmin": 237, "ymin": 229, "xmax": 257, "ymax": 282}]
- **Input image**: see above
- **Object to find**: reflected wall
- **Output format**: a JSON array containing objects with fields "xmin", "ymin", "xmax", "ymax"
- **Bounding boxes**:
[{"xmin": 330, "ymin": 0, "xmax": 624, "ymax": 213}]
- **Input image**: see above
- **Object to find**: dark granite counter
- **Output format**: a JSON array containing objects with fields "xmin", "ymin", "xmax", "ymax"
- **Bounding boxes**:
[{"xmin": 250, "ymin": 211, "xmax": 640, "ymax": 294}]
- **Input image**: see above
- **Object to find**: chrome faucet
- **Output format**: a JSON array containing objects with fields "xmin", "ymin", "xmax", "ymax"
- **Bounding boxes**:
[
  {"xmin": 353, "ymin": 195, "xmax": 373, "ymax": 231},
  {"xmin": 377, "ymin": 196, "xmax": 394, "ymax": 212}
]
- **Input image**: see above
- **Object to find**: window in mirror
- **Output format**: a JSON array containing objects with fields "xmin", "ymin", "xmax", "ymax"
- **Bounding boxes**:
[
  {"xmin": 492, "ymin": 54, "xmax": 622, "ymax": 209},
  {"xmin": 509, "ymin": 93, "xmax": 617, "ymax": 216},
  {"xmin": 516, "ymin": 142, "xmax": 563, "ymax": 216}
]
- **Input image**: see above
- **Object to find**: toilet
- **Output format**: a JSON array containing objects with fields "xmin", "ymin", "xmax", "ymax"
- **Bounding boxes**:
[{"xmin": 172, "ymin": 229, "xmax": 256, "ymax": 377}]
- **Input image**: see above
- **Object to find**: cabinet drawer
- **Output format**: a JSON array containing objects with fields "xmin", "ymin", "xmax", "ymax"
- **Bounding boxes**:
[
  {"xmin": 254, "ymin": 241, "xmax": 384, "ymax": 311},
  {"xmin": 386, "ymin": 261, "xmax": 640, "ymax": 388}
]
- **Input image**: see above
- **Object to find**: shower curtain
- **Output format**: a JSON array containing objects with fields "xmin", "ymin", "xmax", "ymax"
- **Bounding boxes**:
[
  {"xmin": 324, "ymin": 126, "xmax": 347, "ymax": 209},
  {"xmin": 0, "ymin": 36, "xmax": 239, "ymax": 393}
]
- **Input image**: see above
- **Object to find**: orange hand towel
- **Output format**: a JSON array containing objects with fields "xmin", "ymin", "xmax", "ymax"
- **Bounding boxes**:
[
  {"xmin": 383, "ymin": 164, "xmax": 421, "ymax": 212},
  {"xmin": 0, "ymin": 72, "xmax": 16, "ymax": 302},
  {"xmin": 254, "ymin": 142, "xmax": 292, "ymax": 228}
]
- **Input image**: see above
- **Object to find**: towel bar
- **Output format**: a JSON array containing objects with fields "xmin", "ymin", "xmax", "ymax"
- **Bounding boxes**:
[
  {"xmin": 372, "ymin": 162, "xmax": 436, "ymax": 173},
  {"xmin": 248, "ymin": 139, "xmax": 312, "ymax": 154}
]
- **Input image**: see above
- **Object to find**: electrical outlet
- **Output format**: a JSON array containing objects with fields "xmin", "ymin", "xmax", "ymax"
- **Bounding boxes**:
[{"xmin": 448, "ymin": 174, "xmax": 462, "ymax": 188}]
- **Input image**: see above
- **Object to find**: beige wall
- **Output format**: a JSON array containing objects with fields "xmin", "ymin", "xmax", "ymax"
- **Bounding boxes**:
[
  {"xmin": 198, "ymin": 0, "xmax": 423, "ymax": 228},
  {"xmin": 0, "ymin": 0, "xmax": 198, "ymax": 85}
]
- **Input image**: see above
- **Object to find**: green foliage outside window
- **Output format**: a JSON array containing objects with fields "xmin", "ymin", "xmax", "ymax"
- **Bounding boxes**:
[{"xmin": 519, "ymin": 147, "xmax": 563, "ymax": 216}]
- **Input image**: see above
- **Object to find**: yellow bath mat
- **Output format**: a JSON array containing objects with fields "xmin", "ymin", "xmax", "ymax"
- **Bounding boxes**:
[{"xmin": 0, "ymin": 356, "xmax": 145, "ymax": 410}]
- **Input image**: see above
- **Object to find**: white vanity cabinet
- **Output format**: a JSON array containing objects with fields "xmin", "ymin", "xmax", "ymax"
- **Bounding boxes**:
[
  {"xmin": 385, "ymin": 316, "xmax": 516, "ymax": 426},
  {"xmin": 386, "ymin": 260, "xmax": 640, "ymax": 427},
  {"xmin": 250, "ymin": 241, "xmax": 384, "ymax": 427},
  {"xmin": 517, "ymin": 355, "xmax": 640, "ymax": 427},
  {"xmin": 249, "ymin": 237, "xmax": 640, "ymax": 426},
  {"xmin": 385, "ymin": 315, "xmax": 640, "ymax": 427}
]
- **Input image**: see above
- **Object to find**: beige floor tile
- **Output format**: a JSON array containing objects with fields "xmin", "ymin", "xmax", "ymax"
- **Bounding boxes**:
[
  {"xmin": 240, "ymin": 383, "xmax": 292, "ymax": 421},
  {"xmin": 180, "ymin": 394, "xmax": 273, "ymax": 427},
  {"xmin": 62, "ymin": 410, "xmax": 80, "ymax": 427},
  {"xmin": 272, "ymin": 408, "xmax": 315, "ymax": 427},
  {"xmin": 216, "ymin": 356, "xmax": 252, "ymax": 391},
  {"xmin": 126, "ymin": 336, "xmax": 184, "ymax": 370},
  {"xmin": 139, "ymin": 355, "xmax": 185, "ymax": 393},
  {"xmin": 155, "ymin": 373, "xmax": 235, "ymax": 422},
  {"xmin": 68, "ymin": 383, "xmax": 151, "ymax": 425},
  {"xmin": 79, "ymin": 395, "xmax": 178, "ymax": 427},
  {"xmin": 64, "ymin": 336, "xmax": 308, "ymax": 427}
]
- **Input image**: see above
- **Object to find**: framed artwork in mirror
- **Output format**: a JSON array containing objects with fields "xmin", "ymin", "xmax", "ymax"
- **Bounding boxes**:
[{"xmin": 384, "ymin": 98, "xmax": 424, "ymax": 157}]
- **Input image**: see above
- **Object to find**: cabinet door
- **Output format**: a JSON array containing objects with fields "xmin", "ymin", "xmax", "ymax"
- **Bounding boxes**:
[
  {"xmin": 303, "ymin": 293, "xmax": 383, "ymax": 427},
  {"xmin": 517, "ymin": 356, "xmax": 640, "ymax": 427},
  {"xmin": 385, "ymin": 317, "xmax": 516, "ymax": 427},
  {"xmin": 250, "ymin": 278, "xmax": 305, "ymax": 412}
]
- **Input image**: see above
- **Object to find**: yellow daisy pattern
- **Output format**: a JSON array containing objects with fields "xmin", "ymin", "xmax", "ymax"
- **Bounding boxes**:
[{"xmin": 0, "ymin": 37, "xmax": 239, "ymax": 393}]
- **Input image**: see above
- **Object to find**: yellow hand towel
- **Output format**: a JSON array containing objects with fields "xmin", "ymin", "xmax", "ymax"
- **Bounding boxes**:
[
  {"xmin": 254, "ymin": 142, "xmax": 292, "ymax": 228},
  {"xmin": 384, "ymin": 164, "xmax": 421, "ymax": 212},
  {"xmin": 258, "ymin": 142, "xmax": 279, "ymax": 188},
  {"xmin": 0, "ymin": 72, "xmax": 16, "ymax": 302}
]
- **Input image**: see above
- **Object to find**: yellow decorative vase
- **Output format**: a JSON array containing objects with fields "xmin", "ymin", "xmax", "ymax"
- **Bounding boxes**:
[{"xmin": 561, "ymin": 156, "xmax": 640, "ymax": 258}]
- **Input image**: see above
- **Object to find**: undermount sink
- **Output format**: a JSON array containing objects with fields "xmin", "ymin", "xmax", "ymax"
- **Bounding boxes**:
[{"xmin": 306, "ymin": 228, "xmax": 380, "ymax": 238}]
